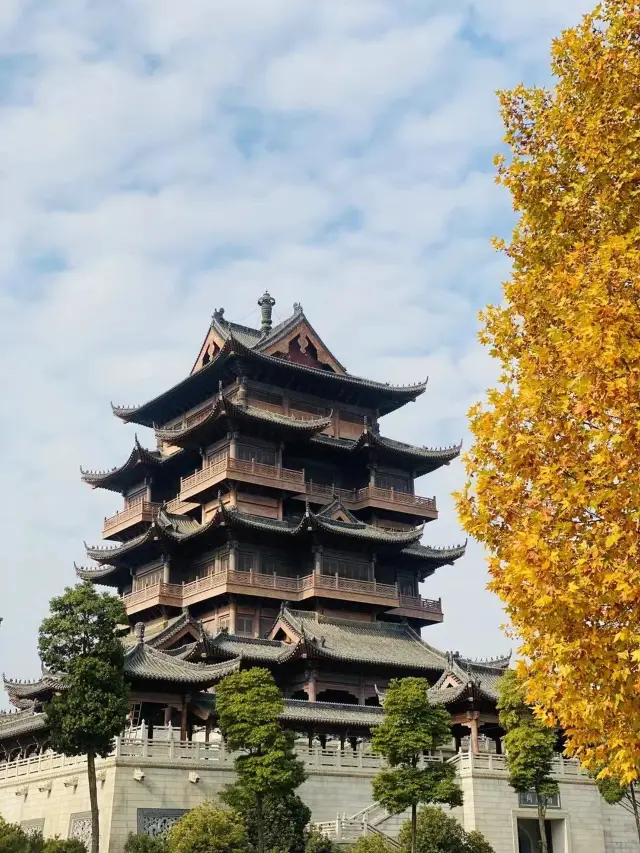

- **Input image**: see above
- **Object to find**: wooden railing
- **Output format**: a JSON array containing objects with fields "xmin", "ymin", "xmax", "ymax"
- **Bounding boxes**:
[
  {"xmin": 103, "ymin": 501, "xmax": 160, "ymax": 536},
  {"xmin": 180, "ymin": 457, "xmax": 304, "ymax": 496},
  {"xmin": 305, "ymin": 482, "xmax": 437, "ymax": 513},
  {"xmin": 122, "ymin": 570, "xmax": 442, "ymax": 615},
  {"xmin": 398, "ymin": 594, "xmax": 442, "ymax": 614}
]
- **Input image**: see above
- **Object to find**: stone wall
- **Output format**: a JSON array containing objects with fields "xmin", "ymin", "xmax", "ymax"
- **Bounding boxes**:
[{"xmin": 0, "ymin": 746, "xmax": 638, "ymax": 853}]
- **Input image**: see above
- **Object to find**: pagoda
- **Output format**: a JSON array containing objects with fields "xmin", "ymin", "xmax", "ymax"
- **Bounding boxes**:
[{"xmin": 1, "ymin": 294, "xmax": 509, "ymax": 758}]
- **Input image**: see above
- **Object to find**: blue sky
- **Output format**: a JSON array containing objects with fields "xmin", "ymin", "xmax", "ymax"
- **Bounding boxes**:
[{"xmin": 0, "ymin": 0, "xmax": 593, "ymax": 696}]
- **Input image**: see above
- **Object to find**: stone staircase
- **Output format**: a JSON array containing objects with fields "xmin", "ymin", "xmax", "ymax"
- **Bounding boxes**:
[{"xmin": 313, "ymin": 801, "xmax": 410, "ymax": 847}]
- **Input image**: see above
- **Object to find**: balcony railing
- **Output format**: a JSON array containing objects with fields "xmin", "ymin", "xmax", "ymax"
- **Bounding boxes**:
[
  {"xmin": 103, "ymin": 500, "xmax": 161, "ymax": 538},
  {"xmin": 122, "ymin": 569, "xmax": 443, "ymax": 617},
  {"xmin": 180, "ymin": 457, "xmax": 305, "ymax": 499},
  {"xmin": 178, "ymin": 458, "xmax": 436, "ymax": 515},
  {"xmin": 304, "ymin": 481, "xmax": 437, "ymax": 514}
]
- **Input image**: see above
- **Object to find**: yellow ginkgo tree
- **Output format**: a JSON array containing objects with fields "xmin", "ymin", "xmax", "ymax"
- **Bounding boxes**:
[{"xmin": 457, "ymin": 0, "xmax": 640, "ymax": 783}]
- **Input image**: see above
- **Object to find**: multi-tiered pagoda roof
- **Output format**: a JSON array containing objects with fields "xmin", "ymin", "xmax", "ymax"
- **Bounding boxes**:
[{"xmin": 2, "ymin": 293, "xmax": 508, "ymax": 759}]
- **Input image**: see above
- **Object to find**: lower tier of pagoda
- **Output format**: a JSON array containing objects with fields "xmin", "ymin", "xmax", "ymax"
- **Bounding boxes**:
[{"xmin": 122, "ymin": 568, "xmax": 443, "ymax": 621}]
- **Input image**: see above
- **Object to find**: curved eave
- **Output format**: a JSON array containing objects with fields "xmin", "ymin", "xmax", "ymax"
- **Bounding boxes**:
[
  {"xmin": 84, "ymin": 528, "xmax": 156, "ymax": 564},
  {"xmin": 81, "ymin": 437, "xmax": 162, "ymax": 492},
  {"xmin": 401, "ymin": 541, "xmax": 467, "ymax": 564},
  {"xmin": 311, "ymin": 516, "xmax": 424, "ymax": 546},
  {"xmin": 155, "ymin": 395, "xmax": 331, "ymax": 447},
  {"xmin": 75, "ymin": 563, "xmax": 124, "ymax": 587},
  {"xmin": 115, "ymin": 336, "xmax": 428, "ymax": 427},
  {"xmin": 353, "ymin": 431, "xmax": 462, "ymax": 475}
]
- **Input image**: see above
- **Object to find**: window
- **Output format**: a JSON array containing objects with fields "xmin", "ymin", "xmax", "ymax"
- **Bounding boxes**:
[
  {"xmin": 238, "ymin": 551, "xmax": 255, "ymax": 572},
  {"xmin": 237, "ymin": 445, "xmax": 277, "ymax": 466},
  {"xmin": 399, "ymin": 579, "xmax": 416, "ymax": 597},
  {"xmin": 218, "ymin": 616, "xmax": 230, "ymax": 632},
  {"xmin": 322, "ymin": 556, "xmax": 369, "ymax": 581},
  {"xmin": 220, "ymin": 553, "xmax": 230, "ymax": 573},
  {"xmin": 133, "ymin": 568, "xmax": 162, "ymax": 591},
  {"xmin": 126, "ymin": 486, "xmax": 146, "ymax": 507},
  {"xmin": 206, "ymin": 448, "xmax": 228, "ymax": 466},
  {"xmin": 289, "ymin": 399, "xmax": 329, "ymax": 418},
  {"xmin": 518, "ymin": 791, "xmax": 561, "ymax": 809},
  {"xmin": 236, "ymin": 616, "xmax": 254, "ymax": 636},
  {"xmin": 375, "ymin": 472, "xmax": 411, "ymax": 494}
]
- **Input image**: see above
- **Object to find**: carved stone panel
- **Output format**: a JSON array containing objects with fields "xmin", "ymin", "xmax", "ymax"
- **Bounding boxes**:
[
  {"xmin": 69, "ymin": 812, "xmax": 93, "ymax": 847},
  {"xmin": 137, "ymin": 809, "xmax": 188, "ymax": 838},
  {"xmin": 21, "ymin": 819, "xmax": 45, "ymax": 836}
]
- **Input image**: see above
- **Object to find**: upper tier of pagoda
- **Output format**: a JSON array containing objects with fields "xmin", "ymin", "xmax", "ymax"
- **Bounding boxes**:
[{"xmin": 111, "ymin": 298, "xmax": 428, "ymax": 426}]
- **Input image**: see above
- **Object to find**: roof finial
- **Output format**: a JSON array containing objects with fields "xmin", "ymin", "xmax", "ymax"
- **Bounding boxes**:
[
  {"xmin": 134, "ymin": 622, "xmax": 145, "ymax": 643},
  {"xmin": 258, "ymin": 291, "xmax": 276, "ymax": 335}
]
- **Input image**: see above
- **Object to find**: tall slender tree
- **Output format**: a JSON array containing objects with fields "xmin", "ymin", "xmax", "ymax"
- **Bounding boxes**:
[
  {"xmin": 38, "ymin": 583, "xmax": 130, "ymax": 853},
  {"xmin": 215, "ymin": 668, "xmax": 306, "ymax": 853},
  {"xmin": 371, "ymin": 678, "xmax": 462, "ymax": 853},
  {"xmin": 497, "ymin": 672, "xmax": 558, "ymax": 853},
  {"xmin": 456, "ymin": 0, "xmax": 640, "ymax": 783}
]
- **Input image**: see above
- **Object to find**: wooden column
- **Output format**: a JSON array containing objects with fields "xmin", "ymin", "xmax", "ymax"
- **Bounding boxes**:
[
  {"xmin": 368, "ymin": 465, "xmax": 376, "ymax": 487},
  {"xmin": 229, "ymin": 597, "xmax": 237, "ymax": 635},
  {"xmin": 358, "ymin": 680, "xmax": 366, "ymax": 706},
  {"xmin": 313, "ymin": 546, "xmax": 323, "ymax": 576},
  {"xmin": 229, "ymin": 432, "xmax": 238, "ymax": 459},
  {"xmin": 180, "ymin": 696, "xmax": 190, "ymax": 742},
  {"xmin": 162, "ymin": 554, "xmax": 170, "ymax": 584},
  {"xmin": 229, "ymin": 540, "xmax": 238, "ymax": 572},
  {"xmin": 164, "ymin": 706, "xmax": 172, "ymax": 727},
  {"xmin": 254, "ymin": 605, "xmax": 262, "ymax": 638},
  {"xmin": 307, "ymin": 671, "xmax": 317, "ymax": 702},
  {"xmin": 467, "ymin": 713, "xmax": 480, "ymax": 755}
]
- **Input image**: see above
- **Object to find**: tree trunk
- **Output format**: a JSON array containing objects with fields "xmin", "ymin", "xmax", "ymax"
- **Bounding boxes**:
[
  {"xmin": 629, "ymin": 783, "xmax": 640, "ymax": 846},
  {"xmin": 537, "ymin": 798, "xmax": 548, "ymax": 853},
  {"xmin": 87, "ymin": 750, "xmax": 100, "ymax": 853},
  {"xmin": 256, "ymin": 793, "xmax": 265, "ymax": 853},
  {"xmin": 411, "ymin": 803, "xmax": 417, "ymax": 853}
]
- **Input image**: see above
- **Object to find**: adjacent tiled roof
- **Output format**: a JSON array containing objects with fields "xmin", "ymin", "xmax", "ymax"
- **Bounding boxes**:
[
  {"xmin": 155, "ymin": 392, "xmax": 331, "ymax": 445},
  {"xmin": 84, "ymin": 527, "xmax": 157, "ymax": 563},
  {"xmin": 207, "ymin": 632, "xmax": 300, "ymax": 663},
  {"xmin": 190, "ymin": 693, "xmax": 383, "ymax": 728},
  {"xmin": 277, "ymin": 608, "xmax": 447, "ymax": 670},
  {"xmin": 220, "ymin": 504, "xmax": 424, "ymax": 547},
  {"xmin": 279, "ymin": 699, "xmax": 384, "ymax": 727},
  {"xmin": 113, "ymin": 335, "xmax": 427, "ymax": 427},
  {"xmin": 0, "ymin": 709, "xmax": 47, "ymax": 739},
  {"xmin": 124, "ymin": 630, "xmax": 240, "ymax": 685},
  {"xmin": 427, "ymin": 652, "xmax": 511, "ymax": 705},
  {"xmin": 3, "ymin": 673, "xmax": 66, "ymax": 705}
]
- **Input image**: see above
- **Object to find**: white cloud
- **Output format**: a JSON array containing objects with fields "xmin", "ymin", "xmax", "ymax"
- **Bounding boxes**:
[{"xmin": 0, "ymin": 0, "xmax": 592, "ymax": 700}]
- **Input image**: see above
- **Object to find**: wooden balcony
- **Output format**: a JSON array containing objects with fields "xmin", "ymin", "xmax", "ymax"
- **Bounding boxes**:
[
  {"xmin": 122, "ymin": 569, "xmax": 443, "ymax": 622},
  {"xmin": 179, "ymin": 457, "xmax": 436, "ymax": 519},
  {"xmin": 302, "ymin": 482, "xmax": 438, "ymax": 519},
  {"xmin": 165, "ymin": 496, "xmax": 200, "ymax": 516},
  {"xmin": 103, "ymin": 500, "xmax": 161, "ymax": 540},
  {"xmin": 179, "ymin": 457, "xmax": 305, "ymax": 502}
]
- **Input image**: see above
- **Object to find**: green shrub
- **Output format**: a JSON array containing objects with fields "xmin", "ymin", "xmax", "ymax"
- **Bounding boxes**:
[
  {"xmin": 166, "ymin": 803, "xmax": 246, "ymax": 853},
  {"xmin": 123, "ymin": 835, "xmax": 167, "ymax": 853},
  {"xmin": 398, "ymin": 807, "xmax": 495, "ymax": 853},
  {"xmin": 349, "ymin": 835, "xmax": 397, "ymax": 853}
]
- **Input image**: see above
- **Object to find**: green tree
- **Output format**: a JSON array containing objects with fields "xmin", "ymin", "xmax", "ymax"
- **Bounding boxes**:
[
  {"xmin": 38, "ymin": 583, "xmax": 130, "ymax": 853},
  {"xmin": 349, "ymin": 835, "xmax": 397, "ymax": 853},
  {"xmin": 303, "ymin": 831, "xmax": 338, "ymax": 853},
  {"xmin": 230, "ymin": 792, "xmax": 310, "ymax": 853},
  {"xmin": 43, "ymin": 841, "xmax": 87, "ymax": 853},
  {"xmin": 123, "ymin": 835, "xmax": 167, "ymax": 853},
  {"xmin": 397, "ymin": 808, "xmax": 494, "ymax": 853},
  {"xmin": 0, "ymin": 817, "xmax": 36, "ymax": 853},
  {"xmin": 593, "ymin": 775, "xmax": 640, "ymax": 845},
  {"xmin": 371, "ymin": 679, "xmax": 462, "ymax": 853},
  {"xmin": 216, "ymin": 668, "xmax": 306, "ymax": 853},
  {"xmin": 166, "ymin": 804, "xmax": 246, "ymax": 853},
  {"xmin": 497, "ymin": 671, "xmax": 558, "ymax": 853}
]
